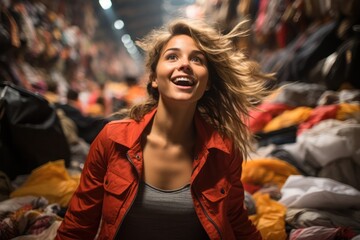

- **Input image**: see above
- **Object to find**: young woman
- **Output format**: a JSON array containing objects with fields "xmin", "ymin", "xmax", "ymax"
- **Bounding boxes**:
[{"xmin": 56, "ymin": 18, "xmax": 272, "ymax": 240}]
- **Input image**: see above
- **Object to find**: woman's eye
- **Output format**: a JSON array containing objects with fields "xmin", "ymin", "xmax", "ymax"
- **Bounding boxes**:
[
  {"xmin": 191, "ymin": 56, "xmax": 204, "ymax": 64},
  {"xmin": 166, "ymin": 54, "xmax": 177, "ymax": 60}
]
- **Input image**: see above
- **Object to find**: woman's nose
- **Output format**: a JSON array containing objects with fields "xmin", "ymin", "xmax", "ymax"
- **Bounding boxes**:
[{"xmin": 178, "ymin": 59, "xmax": 192, "ymax": 72}]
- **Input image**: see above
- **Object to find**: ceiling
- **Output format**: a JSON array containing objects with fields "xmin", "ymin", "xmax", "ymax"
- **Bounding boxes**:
[
  {"xmin": 96, "ymin": 0, "xmax": 195, "ymax": 42},
  {"xmin": 111, "ymin": 0, "xmax": 164, "ymax": 41}
]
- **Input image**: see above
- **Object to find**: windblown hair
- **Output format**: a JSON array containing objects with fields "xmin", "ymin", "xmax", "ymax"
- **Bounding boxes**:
[{"xmin": 130, "ymin": 18, "xmax": 274, "ymax": 159}]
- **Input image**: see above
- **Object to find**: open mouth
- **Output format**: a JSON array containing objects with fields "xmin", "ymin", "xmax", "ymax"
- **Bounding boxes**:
[{"xmin": 172, "ymin": 77, "xmax": 195, "ymax": 87}]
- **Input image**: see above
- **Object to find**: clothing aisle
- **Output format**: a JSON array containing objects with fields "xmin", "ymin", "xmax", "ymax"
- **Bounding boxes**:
[{"xmin": 1, "ymin": 0, "xmax": 360, "ymax": 239}]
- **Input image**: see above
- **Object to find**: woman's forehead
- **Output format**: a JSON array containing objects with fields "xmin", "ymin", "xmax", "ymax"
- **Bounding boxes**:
[{"xmin": 161, "ymin": 34, "xmax": 204, "ymax": 53}]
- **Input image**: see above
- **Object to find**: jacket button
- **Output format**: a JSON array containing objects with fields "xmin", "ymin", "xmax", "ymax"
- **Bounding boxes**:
[
  {"xmin": 220, "ymin": 188, "xmax": 225, "ymax": 194},
  {"xmin": 135, "ymin": 154, "xmax": 141, "ymax": 160}
]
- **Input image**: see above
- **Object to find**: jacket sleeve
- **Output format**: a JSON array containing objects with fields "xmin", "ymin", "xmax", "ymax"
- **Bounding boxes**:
[
  {"xmin": 227, "ymin": 153, "xmax": 263, "ymax": 240},
  {"xmin": 56, "ymin": 124, "xmax": 111, "ymax": 240}
]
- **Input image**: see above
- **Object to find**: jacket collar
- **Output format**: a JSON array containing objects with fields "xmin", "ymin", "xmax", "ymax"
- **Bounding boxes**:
[{"xmin": 108, "ymin": 107, "xmax": 230, "ymax": 154}]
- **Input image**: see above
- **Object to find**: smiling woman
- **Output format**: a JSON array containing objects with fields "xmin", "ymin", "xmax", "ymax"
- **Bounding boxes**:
[
  {"xmin": 152, "ymin": 34, "xmax": 210, "ymax": 105},
  {"xmin": 56, "ymin": 18, "xmax": 273, "ymax": 240}
]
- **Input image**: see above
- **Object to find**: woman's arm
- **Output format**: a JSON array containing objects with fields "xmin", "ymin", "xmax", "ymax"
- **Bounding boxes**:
[
  {"xmin": 227, "ymin": 154, "xmax": 263, "ymax": 240},
  {"xmin": 56, "ymin": 125, "xmax": 111, "ymax": 239}
]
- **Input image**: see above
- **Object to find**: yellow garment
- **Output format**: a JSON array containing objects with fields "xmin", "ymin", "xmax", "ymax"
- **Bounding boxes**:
[
  {"xmin": 242, "ymin": 158, "xmax": 300, "ymax": 188},
  {"xmin": 249, "ymin": 192, "xmax": 287, "ymax": 240},
  {"xmin": 263, "ymin": 106, "xmax": 313, "ymax": 132},
  {"xmin": 336, "ymin": 103, "xmax": 360, "ymax": 121},
  {"xmin": 86, "ymin": 103, "xmax": 104, "ymax": 117},
  {"xmin": 10, "ymin": 160, "xmax": 80, "ymax": 207},
  {"xmin": 42, "ymin": 92, "xmax": 59, "ymax": 104}
]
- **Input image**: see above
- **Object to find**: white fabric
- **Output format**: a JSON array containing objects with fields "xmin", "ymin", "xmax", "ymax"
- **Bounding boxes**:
[
  {"xmin": 322, "ymin": 52, "xmax": 337, "ymax": 76},
  {"xmin": 279, "ymin": 175, "xmax": 360, "ymax": 209},
  {"xmin": 296, "ymin": 119, "xmax": 360, "ymax": 166}
]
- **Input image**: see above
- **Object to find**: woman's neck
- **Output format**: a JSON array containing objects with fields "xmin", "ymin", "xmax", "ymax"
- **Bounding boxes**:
[{"xmin": 150, "ymin": 100, "xmax": 196, "ymax": 146}]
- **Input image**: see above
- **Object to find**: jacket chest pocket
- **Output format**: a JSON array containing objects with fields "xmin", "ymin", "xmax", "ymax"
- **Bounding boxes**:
[
  {"xmin": 201, "ymin": 179, "xmax": 231, "ymax": 216},
  {"xmin": 102, "ymin": 170, "xmax": 133, "ymax": 224}
]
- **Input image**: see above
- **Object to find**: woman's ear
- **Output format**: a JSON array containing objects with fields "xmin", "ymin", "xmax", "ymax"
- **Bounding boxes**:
[
  {"xmin": 150, "ymin": 73, "xmax": 158, "ymax": 88},
  {"xmin": 151, "ymin": 79, "xmax": 158, "ymax": 88}
]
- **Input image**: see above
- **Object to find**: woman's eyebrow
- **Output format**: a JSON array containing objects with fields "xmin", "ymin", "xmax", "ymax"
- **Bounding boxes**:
[
  {"xmin": 162, "ymin": 48, "xmax": 179, "ymax": 56},
  {"xmin": 162, "ymin": 48, "xmax": 205, "ymax": 56},
  {"xmin": 193, "ymin": 50, "xmax": 206, "ymax": 57}
]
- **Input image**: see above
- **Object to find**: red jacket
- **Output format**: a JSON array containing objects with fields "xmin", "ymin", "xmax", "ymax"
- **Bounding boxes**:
[{"xmin": 56, "ymin": 109, "xmax": 262, "ymax": 240}]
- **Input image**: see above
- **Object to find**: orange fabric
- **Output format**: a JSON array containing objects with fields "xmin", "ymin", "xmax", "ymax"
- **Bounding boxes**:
[
  {"xmin": 10, "ymin": 160, "xmax": 80, "ymax": 207},
  {"xmin": 263, "ymin": 107, "xmax": 313, "ymax": 133},
  {"xmin": 85, "ymin": 103, "xmax": 104, "ymax": 117},
  {"xmin": 249, "ymin": 192, "xmax": 287, "ymax": 240},
  {"xmin": 336, "ymin": 103, "xmax": 360, "ymax": 121},
  {"xmin": 43, "ymin": 92, "xmax": 59, "ymax": 104},
  {"xmin": 242, "ymin": 158, "xmax": 300, "ymax": 188},
  {"xmin": 124, "ymin": 85, "xmax": 147, "ymax": 106}
]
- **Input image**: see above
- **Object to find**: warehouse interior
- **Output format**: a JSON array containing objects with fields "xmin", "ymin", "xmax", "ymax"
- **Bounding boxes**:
[{"xmin": 1, "ymin": 0, "xmax": 360, "ymax": 239}]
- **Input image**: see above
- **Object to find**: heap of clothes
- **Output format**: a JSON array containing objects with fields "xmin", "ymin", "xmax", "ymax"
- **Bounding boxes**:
[
  {"xmin": 242, "ymin": 82, "xmax": 360, "ymax": 239},
  {"xmin": 1, "ymin": 82, "xmax": 360, "ymax": 240}
]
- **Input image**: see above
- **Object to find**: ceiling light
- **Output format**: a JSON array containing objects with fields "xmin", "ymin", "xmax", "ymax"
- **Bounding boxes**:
[
  {"xmin": 114, "ymin": 19, "xmax": 124, "ymax": 30},
  {"xmin": 121, "ymin": 34, "xmax": 131, "ymax": 44},
  {"xmin": 99, "ymin": 0, "xmax": 112, "ymax": 10}
]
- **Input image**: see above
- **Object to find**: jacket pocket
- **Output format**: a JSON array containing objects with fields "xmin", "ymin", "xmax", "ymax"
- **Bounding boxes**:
[
  {"xmin": 202, "ymin": 181, "xmax": 230, "ymax": 203},
  {"xmin": 102, "ymin": 170, "xmax": 132, "ymax": 224},
  {"xmin": 201, "ymin": 180, "xmax": 231, "ymax": 218}
]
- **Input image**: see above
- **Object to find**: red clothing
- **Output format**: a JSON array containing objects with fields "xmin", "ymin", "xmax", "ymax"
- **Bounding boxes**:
[
  {"xmin": 248, "ymin": 103, "xmax": 293, "ymax": 133},
  {"xmin": 297, "ymin": 104, "xmax": 339, "ymax": 135},
  {"xmin": 56, "ymin": 109, "xmax": 261, "ymax": 240}
]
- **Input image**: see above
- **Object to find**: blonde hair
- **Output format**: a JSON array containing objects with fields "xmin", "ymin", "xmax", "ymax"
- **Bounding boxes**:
[{"xmin": 130, "ymin": 18, "xmax": 274, "ymax": 158}]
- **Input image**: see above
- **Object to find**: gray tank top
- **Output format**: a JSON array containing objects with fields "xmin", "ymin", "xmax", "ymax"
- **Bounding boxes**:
[{"xmin": 115, "ymin": 181, "xmax": 210, "ymax": 240}]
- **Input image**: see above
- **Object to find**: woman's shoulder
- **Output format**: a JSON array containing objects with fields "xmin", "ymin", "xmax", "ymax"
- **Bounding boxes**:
[
  {"xmin": 104, "ymin": 118, "xmax": 138, "ymax": 133},
  {"xmin": 98, "ymin": 118, "xmax": 144, "ymax": 147},
  {"xmin": 108, "ymin": 117, "xmax": 135, "ymax": 125}
]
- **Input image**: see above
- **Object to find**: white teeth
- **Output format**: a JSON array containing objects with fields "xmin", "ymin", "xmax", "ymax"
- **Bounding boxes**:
[
  {"xmin": 173, "ymin": 77, "xmax": 194, "ymax": 86},
  {"xmin": 174, "ymin": 77, "xmax": 192, "ymax": 82}
]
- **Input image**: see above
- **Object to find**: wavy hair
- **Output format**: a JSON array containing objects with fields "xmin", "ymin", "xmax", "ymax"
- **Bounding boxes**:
[{"xmin": 130, "ymin": 18, "xmax": 274, "ymax": 158}]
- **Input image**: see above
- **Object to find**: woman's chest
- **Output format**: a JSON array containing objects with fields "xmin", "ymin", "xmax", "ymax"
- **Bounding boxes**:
[{"xmin": 142, "ymin": 143, "xmax": 194, "ymax": 190}]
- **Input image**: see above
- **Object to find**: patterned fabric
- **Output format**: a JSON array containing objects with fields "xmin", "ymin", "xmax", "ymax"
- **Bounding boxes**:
[{"xmin": 0, "ymin": 196, "xmax": 62, "ymax": 239}]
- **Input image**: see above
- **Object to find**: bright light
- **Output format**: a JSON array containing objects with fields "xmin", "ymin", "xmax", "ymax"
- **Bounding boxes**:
[
  {"xmin": 121, "ymin": 34, "xmax": 131, "ymax": 44},
  {"xmin": 114, "ymin": 19, "xmax": 124, "ymax": 30},
  {"xmin": 124, "ymin": 41, "xmax": 134, "ymax": 49},
  {"xmin": 185, "ymin": 5, "xmax": 204, "ymax": 19},
  {"xmin": 99, "ymin": 0, "xmax": 112, "ymax": 10},
  {"xmin": 127, "ymin": 45, "xmax": 138, "ymax": 54}
]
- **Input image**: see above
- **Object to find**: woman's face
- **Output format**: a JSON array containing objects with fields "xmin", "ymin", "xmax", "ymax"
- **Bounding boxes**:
[{"xmin": 153, "ymin": 34, "xmax": 210, "ymax": 105}]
